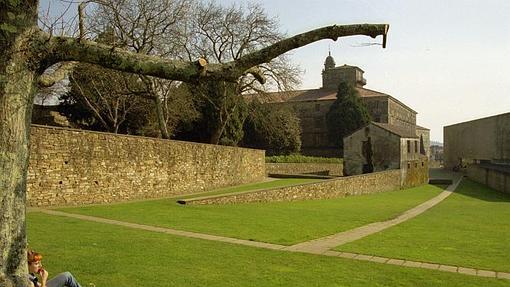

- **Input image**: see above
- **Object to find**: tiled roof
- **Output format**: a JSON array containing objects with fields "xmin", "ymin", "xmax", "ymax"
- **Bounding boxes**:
[
  {"xmin": 249, "ymin": 87, "xmax": 390, "ymax": 103},
  {"xmin": 372, "ymin": 122, "xmax": 418, "ymax": 138}
]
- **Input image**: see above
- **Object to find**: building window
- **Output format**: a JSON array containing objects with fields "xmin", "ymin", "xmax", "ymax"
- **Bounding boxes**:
[
  {"xmin": 407, "ymin": 162, "xmax": 411, "ymax": 169},
  {"xmin": 407, "ymin": 140, "xmax": 411, "ymax": 153},
  {"xmin": 314, "ymin": 117, "xmax": 323, "ymax": 129},
  {"xmin": 315, "ymin": 103, "xmax": 320, "ymax": 111},
  {"xmin": 314, "ymin": 134, "xmax": 321, "ymax": 146},
  {"xmin": 415, "ymin": 141, "xmax": 418, "ymax": 153}
]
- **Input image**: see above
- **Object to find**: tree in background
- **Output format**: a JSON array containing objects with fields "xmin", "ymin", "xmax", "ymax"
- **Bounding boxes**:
[
  {"xmin": 85, "ymin": 0, "xmax": 299, "ymax": 143},
  {"xmin": 58, "ymin": 27, "xmax": 150, "ymax": 134},
  {"xmin": 242, "ymin": 99, "xmax": 301, "ymax": 155},
  {"xmin": 181, "ymin": 1, "xmax": 301, "ymax": 145},
  {"xmin": 60, "ymin": 62, "xmax": 151, "ymax": 133},
  {"xmin": 326, "ymin": 82, "xmax": 371, "ymax": 149},
  {"xmin": 173, "ymin": 81, "xmax": 248, "ymax": 145},
  {"xmin": 88, "ymin": 0, "xmax": 195, "ymax": 138}
]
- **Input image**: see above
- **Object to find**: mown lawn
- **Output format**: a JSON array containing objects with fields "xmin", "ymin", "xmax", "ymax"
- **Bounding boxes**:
[
  {"xmin": 27, "ymin": 212, "xmax": 509, "ymax": 287},
  {"xmin": 337, "ymin": 180, "xmax": 510, "ymax": 272},
  {"xmin": 58, "ymin": 184, "xmax": 444, "ymax": 245}
]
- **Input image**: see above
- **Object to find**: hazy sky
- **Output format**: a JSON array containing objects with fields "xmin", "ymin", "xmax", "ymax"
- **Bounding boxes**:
[{"xmin": 40, "ymin": 0, "xmax": 510, "ymax": 142}]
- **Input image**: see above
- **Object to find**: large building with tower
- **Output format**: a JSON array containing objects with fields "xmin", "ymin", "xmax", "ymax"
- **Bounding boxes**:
[{"xmin": 258, "ymin": 53, "xmax": 430, "ymax": 173}]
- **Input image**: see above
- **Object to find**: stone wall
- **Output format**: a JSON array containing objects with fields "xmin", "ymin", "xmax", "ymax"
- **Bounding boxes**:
[
  {"xmin": 185, "ymin": 170, "xmax": 402, "ymax": 205},
  {"xmin": 364, "ymin": 97, "xmax": 389, "ymax": 123},
  {"xmin": 27, "ymin": 125, "xmax": 265, "ymax": 207},
  {"xmin": 467, "ymin": 164, "xmax": 510, "ymax": 194},
  {"xmin": 287, "ymin": 100, "xmax": 333, "ymax": 150},
  {"xmin": 266, "ymin": 162, "xmax": 343, "ymax": 176},
  {"xmin": 402, "ymin": 158, "xmax": 429, "ymax": 188},
  {"xmin": 388, "ymin": 98, "xmax": 417, "ymax": 129}
]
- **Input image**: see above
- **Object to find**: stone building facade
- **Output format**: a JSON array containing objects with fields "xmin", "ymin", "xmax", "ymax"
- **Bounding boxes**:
[
  {"xmin": 444, "ymin": 112, "xmax": 510, "ymax": 193},
  {"xmin": 259, "ymin": 54, "xmax": 429, "ymax": 157},
  {"xmin": 444, "ymin": 112, "xmax": 510, "ymax": 169},
  {"xmin": 343, "ymin": 122, "xmax": 427, "ymax": 177}
]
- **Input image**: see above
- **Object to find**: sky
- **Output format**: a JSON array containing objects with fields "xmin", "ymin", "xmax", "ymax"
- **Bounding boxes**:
[{"xmin": 39, "ymin": 0, "xmax": 510, "ymax": 142}]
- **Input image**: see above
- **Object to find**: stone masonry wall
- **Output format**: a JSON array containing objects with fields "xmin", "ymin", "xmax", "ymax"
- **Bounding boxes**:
[
  {"xmin": 27, "ymin": 125, "xmax": 265, "ymax": 207},
  {"xmin": 467, "ymin": 164, "xmax": 510, "ymax": 194},
  {"xmin": 402, "ymin": 158, "xmax": 429, "ymax": 188},
  {"xmin": 186, "ymin": 170, "xmax": 401, "ymax": 205},
  {"xmin": 265, "ymin": 163, "xmax": 343, "ymax": 176}
]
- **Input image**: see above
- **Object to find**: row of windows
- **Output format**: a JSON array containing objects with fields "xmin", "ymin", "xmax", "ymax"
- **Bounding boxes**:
[
  {"xmin": 407, "ymin": 161, "xmax": 425, "ymax": 168},
  {"xmin": 407, "ymin": 140, "xmax": 419, "ymax": 154}
]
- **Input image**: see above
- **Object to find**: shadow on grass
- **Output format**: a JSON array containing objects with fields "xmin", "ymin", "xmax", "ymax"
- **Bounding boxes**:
[
  {"xmin": 429, "ymin": 184, "xmax": 449, "ymax": 190},
  {"xmin": 452, "ymin": 179, "xmax": 510, "ymax": 202},
  {"xmin": 428, "ymin": 168, "xmax": 454, "ymax": 180}
]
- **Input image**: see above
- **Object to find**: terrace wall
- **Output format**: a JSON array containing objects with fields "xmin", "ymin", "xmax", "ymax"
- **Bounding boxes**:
[
  {"xmin": 467, "ymin": 164, "xmax": 510, "ymax": 194},
  {"xmin": 265, "ymin": 163, "xmax": 343, "ymax": 176},
  {"xmin": 27, "ymin": 125, "xmax": 265, "ymax": 207},
  {"xmin": 185, "ymin": 169, "xmax": 402, "ymax": 205},
  {"xmin": 402, "ymin": 158, "xmax": 429, "ymax": 188}
]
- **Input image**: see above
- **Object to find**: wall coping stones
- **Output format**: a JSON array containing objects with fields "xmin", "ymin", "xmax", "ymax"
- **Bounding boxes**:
[
  {"xmin": 31, "ymin": 124, "xmax": 264, "ymax": 153},
  {"xmin": 178, "ymin": 169, "xmax": 401, "ymax": 205}
]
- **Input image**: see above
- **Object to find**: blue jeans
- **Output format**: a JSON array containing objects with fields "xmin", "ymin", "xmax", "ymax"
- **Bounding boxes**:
[{"xmin": 47, "ymin": 272, "xmax": 82, "ymax": 287}]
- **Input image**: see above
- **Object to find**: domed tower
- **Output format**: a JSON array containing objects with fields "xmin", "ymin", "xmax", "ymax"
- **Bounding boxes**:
[
  {"xmin": 324, "ymin": 51, "xmax": 336, "ymax": 70},
  {"xmin": 321, "ymin": 53, "xmax": 366, "ymax": 90}
]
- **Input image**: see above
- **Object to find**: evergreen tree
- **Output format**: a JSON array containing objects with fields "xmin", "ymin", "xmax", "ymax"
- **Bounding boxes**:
[{"xmin": 326, "ymin": 82, "xmax": 371, "ymax": 149}]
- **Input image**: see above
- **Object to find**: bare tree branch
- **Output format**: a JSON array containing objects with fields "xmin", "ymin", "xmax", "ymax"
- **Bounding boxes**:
[
  {"xmin": 38, "ymin": 61, "xmax": 77, "ymax": 87},
  {"xmin": 36, "ymin": 23, "xmax": 388, "ymax": 83}
]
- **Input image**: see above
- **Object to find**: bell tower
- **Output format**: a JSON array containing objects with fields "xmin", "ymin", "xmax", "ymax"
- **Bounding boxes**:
[{"xmin": 321, "ymin": 53, "xmax": 366, "ymax": 90}]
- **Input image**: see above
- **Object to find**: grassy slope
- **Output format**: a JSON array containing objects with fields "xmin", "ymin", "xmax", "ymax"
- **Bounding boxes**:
[
  {"xmin": 27, "ymin": 213, "xmax": 509, "ymax": 287},
  {"xmin": 59, "ymin": 184, "xmax": 443, "ymax": 245},
  {"xmin": 337, "ymin": 180, "xmax": 510, "ymax": 272}
]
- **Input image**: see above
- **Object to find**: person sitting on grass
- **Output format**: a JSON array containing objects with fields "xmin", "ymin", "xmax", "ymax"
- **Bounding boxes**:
[{"xmin": 27, "ymin": 249, "xmax": 82, "ymax": 287}]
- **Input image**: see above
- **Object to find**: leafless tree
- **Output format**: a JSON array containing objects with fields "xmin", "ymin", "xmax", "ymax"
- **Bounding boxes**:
[
  {"xmin": 0, "ymin": 0, "xmax": 388, "ymax": 284},
  {"xmin": 65, "ymin": 62, "xmax": 149, "ymax": 133},
  {"xmin": 182, "ymin": 1, "xmax": 302, "ymax": 144},
  {"xmin": 85, "ymin": 0, "xmax": 195, "ymax": 138}
]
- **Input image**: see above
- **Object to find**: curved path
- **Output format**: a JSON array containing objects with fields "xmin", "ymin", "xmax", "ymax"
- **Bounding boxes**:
[
  {"xmin": 284, "ymin": 174, "xmax": 462, "ymax": 253},
  {"xmin": 32, "ymin": 172, "xmax": 510, "ymax": 280}
]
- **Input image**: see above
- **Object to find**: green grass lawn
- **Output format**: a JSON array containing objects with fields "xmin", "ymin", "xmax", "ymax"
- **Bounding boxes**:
[
  {"xmin": 336, "ymin": 180, "xmax": 510, "ymax": 272},
  {"xmin": 27, "ymin": 212, "xmax": 509, "ymax": 287},
  {"xmin": 177, "ymin": 178, "xmax": 321, "ymax": 199},
  {"xmin": 58, "ymin": 184, "xmax": 444, "ymax": 245}
]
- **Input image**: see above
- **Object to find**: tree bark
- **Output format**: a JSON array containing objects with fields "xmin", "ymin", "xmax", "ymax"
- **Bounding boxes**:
[
  {"xmin": 0, "ymin": 1, "xmax": 389, "ymax": 284},
  {"xmin": 0, "ymin": 1, "xmax": 39, "ymax": 286},
  {"xmin": 154, "ymin": 95, "xmax": 170, "ymax": 139}
]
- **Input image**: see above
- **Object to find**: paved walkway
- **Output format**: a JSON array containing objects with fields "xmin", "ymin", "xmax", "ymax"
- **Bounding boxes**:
[
  {"xmin": 284, "ymin": 173, "xmax": 462, "ymax": 253},
  {"xmin": 33, "ymin": 172, "xmax": 510, "ymax": 280}
]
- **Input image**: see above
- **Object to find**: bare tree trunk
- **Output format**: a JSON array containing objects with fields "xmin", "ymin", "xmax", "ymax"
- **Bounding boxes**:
[
  {"xmin": 154, "ymin": 95, "xmax": 170, "ymax": 139},
  {"xmin": 209, "ymin": 126, "xmax": 223, "ymax": 145},
  {"xmin": 0, "ymin": 2, "xmax": 39, "ymax": 286}
]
